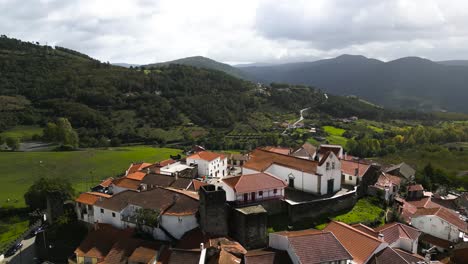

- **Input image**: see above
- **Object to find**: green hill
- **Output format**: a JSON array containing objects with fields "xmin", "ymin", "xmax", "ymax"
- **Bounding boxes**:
[{"xmin": 145, "ymin": 56, "xmax": 251, "ymax": 80}]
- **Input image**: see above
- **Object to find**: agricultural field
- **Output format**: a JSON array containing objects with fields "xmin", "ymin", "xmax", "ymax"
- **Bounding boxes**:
[
  {"xmin": 0, "ymin": 126, "xmax": 43, "ymax": 141},
  {"xmin": 322, "ymin": 125, "xmax": 348, "ymax": 146},
  {"xmin": 0, "ymin": 146, "xmax": 182, "ymax": 208},
  {"xmin": 0, "ymin": 217, "xmax": 29, "ymax": 253}
]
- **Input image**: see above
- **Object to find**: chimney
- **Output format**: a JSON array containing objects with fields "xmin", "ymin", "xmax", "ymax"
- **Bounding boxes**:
[
  {"xmin": 200, "ymin": 243, "xmax": 204, "ymax": 251},
  {"xmin": 175, "ymin": 172, "xmax": 178, "ymax": 180},
  {"xmin": 378, "ymin": 233, "xmax": 384, "ymax": 241},
  {"xmin": 147, "ymin": 168, "xmax": 150, "ymax": 174},
  {"xmin": 344, "ymin": 152, "xmax": 347, "ymax": 160}
]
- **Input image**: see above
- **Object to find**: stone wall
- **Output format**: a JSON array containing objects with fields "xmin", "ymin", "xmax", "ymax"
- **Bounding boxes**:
[{"xmin": 287, "ymin": 191, "xmax": 358, "ymax": 223}]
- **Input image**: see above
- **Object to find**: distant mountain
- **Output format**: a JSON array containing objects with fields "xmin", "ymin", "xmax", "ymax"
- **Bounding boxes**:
[
  {"xmin": 145, "ymin": 56, "xmax": 250, "ymax": 80},
  {"xmin": 239, "ymin": 55, "xmax": 468, "ymax": 113},
  {"xmin": 112, "ymin": 62, "xmax": 140, "ymax": 68},
  {"xmin": 437, "ymin": 60, "xmax": 468, "ymax": 67}
]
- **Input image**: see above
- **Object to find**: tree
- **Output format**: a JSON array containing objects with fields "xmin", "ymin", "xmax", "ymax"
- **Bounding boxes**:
[
  {"xmin": 6, "ymin": 137, "xmax": 20, "ymax": 150},
  {"xmin": 56, "ymin": 118, "xmax": 79, "ymax": 147},
  {"xmin": 43, "ymin": 122, "xmax": 58, "ymax": 141},
  {"xmin": 24, "ymin": 177, "xmax": 74, "ymax": 210}
]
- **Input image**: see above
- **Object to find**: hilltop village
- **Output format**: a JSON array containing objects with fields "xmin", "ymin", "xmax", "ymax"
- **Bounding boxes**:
[{"xmin": 66, "ymin": 144, "xmax": 468, "ymax": 264}]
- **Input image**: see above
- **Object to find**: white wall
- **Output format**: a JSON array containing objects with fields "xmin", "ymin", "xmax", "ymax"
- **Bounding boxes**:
[
  {"xmin": 160, "ymin": 214, "xmax": 198, "ymax": 239},
  {"xmin": 412, "ymin": 215, "xmax": 461, "ymax": 242},
  {"xmin": 93, "ymin": 205, "xmax": 123, "ymax": 228},
  {"xmin": 187, "ymin": 157, "xmax": 227, "ymax": 178},
  {"xmin": 343, "ymin": 173, "xmax": 358, "ymax": 186},
  {"xmin": 242, "ymin": 167, "xmax": 260, "ymax": 175},
  {"xmin": 219, "ymin": 181, "xmax": 236, "ymax": 201},
  {"xmin": 316, "ymin": 153, "xmax": 342, "ymax": 195},
  {"xmin": 266, "ymin": 164, "xmax": 318, "ymax": 194}
]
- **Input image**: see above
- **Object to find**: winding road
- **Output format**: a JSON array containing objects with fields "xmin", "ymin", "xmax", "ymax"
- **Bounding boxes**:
[{"xmin": 282, "ymin": 107, "xmax": 310, "ymax": 135}]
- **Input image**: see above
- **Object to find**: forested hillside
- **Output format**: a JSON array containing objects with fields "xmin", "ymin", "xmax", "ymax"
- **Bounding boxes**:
[{"xmin": 240, "ymin": 55, "xmax": 468, "ymax": 113}]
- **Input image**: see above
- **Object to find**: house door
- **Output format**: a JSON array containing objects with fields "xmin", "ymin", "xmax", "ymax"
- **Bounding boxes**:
[
  {"xmin": 251, "ymin": 192, "xmax": 256, "ymax": 202},
  {"xmin": 289, "ymin": 178, "xmax": 295, "ymax": 188},
  {"xmin": 327, "ymin": 179, "xmax": 334, "ymax": 195},
  {"xmin": 244, "ymin": 193, "xmax": 248, "ymax": 202}
]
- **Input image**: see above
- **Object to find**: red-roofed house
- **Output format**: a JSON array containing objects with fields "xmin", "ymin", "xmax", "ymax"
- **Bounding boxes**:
[
  {"xmin": 243, "ymin": 148, "xmax": 342, "ymax": 195},
  {"xmin": 269, "ymin": 229, "xmax": 352, "ymax": 264},
  {"xmin": 324, "ymin": 221, "xmax": 388, "ymax": 264},
  {"xmin": 220, "ymin": 173, "xmax": 287, "ymax": 204},
  {"xmin": 186, "ymin": 151, "xmax": 227, "ymax": 178},
  {"xmin": 374, "ymin": 222, "xmax": 421, "ymax": 253},
  {"xmin": 341, "ymin": 159, "xmax": 371, "ymax": 186},
  {"xmin": 126, "ymin": 162, "xmax": 152, "ymax": 176},
  {"xmin": 75, "ymin": 192, "xmax": 112, "ymax": 223},
  {"xmin": 368, "ymin": 172, "xmax": 402, "ymax": 202},
  {"xmin": 412, "ymin": 207, "xmax": 467, "ymax": 243}
]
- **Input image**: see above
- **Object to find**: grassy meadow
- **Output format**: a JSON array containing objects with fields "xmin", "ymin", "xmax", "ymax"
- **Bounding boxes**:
[
  {"xmin": 0, "ymin": 146, "xmax": 182, "ymax": 208},
  {"xmin": 0, "ymin": 126, "xmax": 43, "ymax": 141},
  {"xmin": 322, "ymin": 125, "xmax": 348, "ymax": 146}
]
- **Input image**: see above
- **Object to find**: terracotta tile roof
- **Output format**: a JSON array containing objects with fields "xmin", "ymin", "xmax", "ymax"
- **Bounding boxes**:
[
  {"xmin": 399, "ymin": 200, "xmax": 418, "ymax": 223},
  {"xmin": 368, "ymin": 247, "xmax": 409, "ymax": 264},
  {"xmin": 243, "ymin": 149, "xmax": 318, "ymax": 174},
  {"xmin": 99, "ymin": 177, "xmax": 114, "ymax": 188},
  {"xmin": 187, "ymin": 151, "xmax": 225, "ymax": 162},
  {"xmin": 420, "ymin": 233, "xmax": 453, "ymax": 248},
  {"xmin": 407, "ymin": 184, "xmax": 424, "ymax": 192},
  {"xmin": 76, "ymin": 192, "xmax": 111, "ymax": 205},
  {"xmin": 244, "ymin": 249, "xmax": 293, "ymax": 264},
  {"xmin": 374, "ymin": 173, "xmax": 401, "ymax": 188},
  {"xmin": 94, "ymin": 188, "xmax": 199, "ymax": 216},
  {"xmin": 318, "ymin": 151, "xmax": 332, "ymax": 166},
  {"xmin": 222, "ymin": 173, "xmax": 286, "ymax": 194},
  {"xmin": 112, "ymin": 177, "xmax": 141, "ymax": 190},
  {"xmin": 341, "ymin": 160, "xmax": 371, "ymax": 177},
  {"xmin": 405, "ymin": 196, "xmax": 439, "ymax": 209},
  {"xmin": 374, "ymin": 222, "xmax": 421, "ymax": 245},
  {"xmin": 128, "ymin": 162, "xmax": 153, "ymax": 174},
  {"xmin": 287, "ymin": 231, "xmax": 353, "ymax": 264},
  {"xmin": 272, "ymin": 229, "xmax": 323, "ymax": 237},
  {"xmin": 262, "ymin": 146, "xmax": 291, "ymax": 155},
  {"xmin": 318, "ymin": 145, "xmax": 342, "ymax": 156},
  {"xmin": 215, "ymin": 249, "xmax": 241, "ymax": 264},
  {"xmin": 414, "ymin": 207, "xmax": 467, "ymax": 231},
  {"xmin": 171, "ymin": 178, "xmax": 193, "ymax": 190},
  {"xmin": 128, "ymin": 246, "xmax": 158, "ymax": 263},
  {"xmin": 126, "ymin": 171, "xmax": 147, "ymax": 181},
  {"xmin": 192, "ymin": 179, "xmax": 209, "ymax": 191},
  {"xmin": 393, "ymin": 249, "xmax": 425, "ymax": 263},
  {"xmin": 141, "ymin": 173, "xmax": 176, "ymax": 187},
  {"xmin": 101, "ymin": 238, "xmax": 160, "ymax": 264},
  {"xmin": 351, "ymin": 224, "xmax": 379, "ymax": 237},
  {"xmin": 74, "ymin": 224, "xmax": 133, "ymax": 260},
  {"xmin": 324, "ymin": 221, "xmax": 385, "ymax": 264},
  {"xmin": 164, "ymin": 187, "xmax": 200, "ymax": 201}
]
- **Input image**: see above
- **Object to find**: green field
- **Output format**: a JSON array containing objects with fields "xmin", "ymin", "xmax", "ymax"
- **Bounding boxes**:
[
  {"xmin": 322, "ymin": 125, "xmax": 348, "ymax": 146},
  {"xmin": 316, "ymin": 198, "xmax": 384, "ymax": 229},
  {"xmin": 0, "ymin": 126, "xmax": 43, "ymax": 141},
  {"xmin": 0, "ymin": 146, "xmax": 181, "ymax": 208},
  {"xmin": 0, "ymin": 217, "xmax": 29, "ymax": 253}
]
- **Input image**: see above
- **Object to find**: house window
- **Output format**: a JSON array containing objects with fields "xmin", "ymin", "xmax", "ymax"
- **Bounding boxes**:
[
  {"xmin": 100, "ymin": 209, "xmax": 104, "ymax": 214},
  {"xmin": 273, "ymin": 189, "xmax": 278, "ymax": 194},
  {"xmin": 332, "ymin": 162, "xmax": 335, "ymax": 169},
  {"xmin": 349, "ymin": 175, "xmax": 352, "ymax": 180},
  {"xmin": 112, "ymin": 212, "xmax": 116, "ymax": 218},
  {"xmin": 326, "ymin": 162, "xmax": 330, "ymax": 170},
  {"xmin": 259, "ymin": 191, "xmax": 263, "ymax": 196}
]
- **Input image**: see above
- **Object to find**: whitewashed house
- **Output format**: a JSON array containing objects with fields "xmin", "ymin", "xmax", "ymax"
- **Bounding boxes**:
[
  {"xmin": 412, "ymin": 207, "xmax": 467, "ymax": 243},
  {"xmin": 242, "ymin": 149, "xmax": 341, "ymax": 195},
  {"xmin": 186, "ymin": 151, "xmax": 227, "ymax": 178},
  {"xmin": 374, "ymin": 223, "xmax": 421, "ymax": 253},
  {"xmin": 76, "ymin": 188, "xmax": 199, "ymax": 240},
  {"xmin": 220, "ymin": 172, "xmax": 287, "ymax": 204},
  {"xmin": 340, "ymin": 160, "xmax": 371, "ymax": 186}
]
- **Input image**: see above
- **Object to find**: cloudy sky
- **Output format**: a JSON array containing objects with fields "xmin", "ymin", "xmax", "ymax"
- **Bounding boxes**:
[{"xmin": 2, "ymin": 0, "xmax": 468, "ymax": 64}]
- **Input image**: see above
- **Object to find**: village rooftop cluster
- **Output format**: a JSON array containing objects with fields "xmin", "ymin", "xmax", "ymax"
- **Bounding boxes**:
[{"xmin": 69, "ymin": 144, "xmax": 468, "ymax": 264}]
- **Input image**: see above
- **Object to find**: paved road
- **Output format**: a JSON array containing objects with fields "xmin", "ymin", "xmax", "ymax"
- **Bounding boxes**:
[
  {"xmin": 4, "ymin": 236, "xmax": 37, "ymax": 264},
  {"xmin": 282, "ymin": 107, "xmax": 310, "ymax": 135}
]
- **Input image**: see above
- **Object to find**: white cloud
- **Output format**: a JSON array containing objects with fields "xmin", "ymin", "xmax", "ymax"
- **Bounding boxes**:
[{"xmin": 1, "ymin": 0, "xmax": 468, "ymax": 64}]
